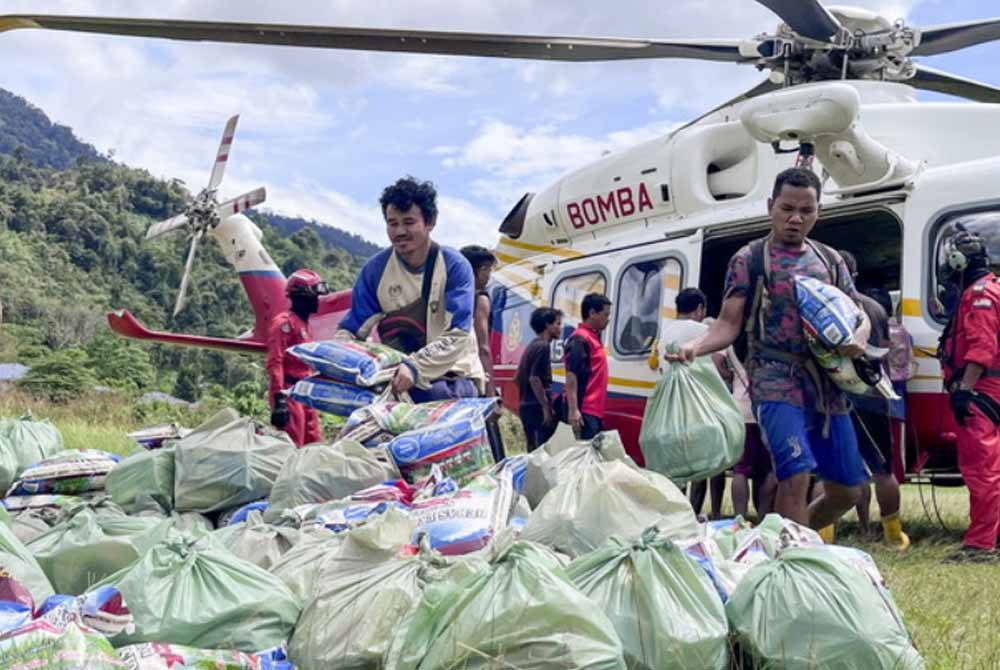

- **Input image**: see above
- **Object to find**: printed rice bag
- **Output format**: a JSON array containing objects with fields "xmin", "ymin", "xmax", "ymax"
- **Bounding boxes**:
[
  {"xmin": 7, "ymin": 450, "xmax": 120, "ymax": 496},
  {"xmin": 35, "ymin": 586, "xmax": 134, "ymax": 639},
  {"xmin": 794, "ymin": 275, "xmax": 864, "ymax": 350},
  {"xmin": 340, "ymin": 398, "xmax": 497, "ymax": 444},
  {"xmin": 288, "ymin": 339, "xmax": 405, "ymax": 386},
  {"xmin": 409, "ymin": 471, "xmax": 514, "ymax": 555},
  {"xmin": 0, "ymin": 576, "xmax": 34, "ymax": 634},
  {"xmin": 388, "ymin": 411, "xmax": 494, "ymax": 486},
  {"xmin": 118, "ymin": 643, "xmax": 292, "ymax": 670},
  {"xmin": 0, "ymin": 619, "xmax": 126, "ymax": 669},
  {"xmin": 290, "ymin": 376, "xmax": 377, "ymax": 417}
]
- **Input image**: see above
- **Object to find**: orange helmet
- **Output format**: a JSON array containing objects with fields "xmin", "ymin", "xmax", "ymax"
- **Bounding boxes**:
[{"xmin": 286, "ymin": 269, "xmax": 328, "ymax": 297}]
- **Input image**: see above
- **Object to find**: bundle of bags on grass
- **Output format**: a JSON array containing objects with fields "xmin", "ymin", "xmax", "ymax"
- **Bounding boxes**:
[{"xmin": 0, "ymin": 400, "xmax": 928, "ymax": 670}]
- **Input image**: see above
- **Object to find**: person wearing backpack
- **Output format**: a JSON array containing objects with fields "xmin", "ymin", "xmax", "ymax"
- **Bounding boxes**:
[{"xmin": 672, "ymin": 167, "xmax": 867, "ymax": 532}]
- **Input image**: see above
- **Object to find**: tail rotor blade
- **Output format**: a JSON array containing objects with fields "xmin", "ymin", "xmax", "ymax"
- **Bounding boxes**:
[
  {"xmin": 173, "ymin": 229, "xmax": 204, "ymax": 317},
  {"xmin": 146, "ymin": 213, "xmax": 189, "ymax": 240},
  {"xmin": 217, "ymin": 186, "xmax": 266, "ymax": 218},
  {"xmin": 207, "ymin": 114, "xmax": 238, "ymax": 192}
]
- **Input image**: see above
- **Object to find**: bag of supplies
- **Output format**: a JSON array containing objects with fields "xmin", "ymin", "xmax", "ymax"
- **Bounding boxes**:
[
  {"xmin": 287, "ymin": 339, "xmax": 405, "ymax": 387},
  {"xmin": 794, "ymin": 275, "xmax": 865, "ymax": 350},
  {"xmin": 639, "ymin": 358, "xmax": 744, "ymax": 485},
  {"xmin": 290, "ymin": 376, "xmax": 378, "ymax": 417}
]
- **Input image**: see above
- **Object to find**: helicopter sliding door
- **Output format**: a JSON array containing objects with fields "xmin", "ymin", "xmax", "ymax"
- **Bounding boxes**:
[{"xmin": 548, "ymin": 231, "xmax": 703, "ymax": 463}]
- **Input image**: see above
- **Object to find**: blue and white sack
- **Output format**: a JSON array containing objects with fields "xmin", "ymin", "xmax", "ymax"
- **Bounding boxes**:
[
  {"xmin": 287, "ymin": 340, "xmax": 404, "ymax": 387},
  {"xmin": 290, "ymin": 376, "xmax": 378, "ymax": 417},
  {"xmin": 387, "ymin": 412, "xmax": 494, "ymax": 486},
  {"xmin": 794, "ymin": 275, "xmax": 864, "ymax": 350}
]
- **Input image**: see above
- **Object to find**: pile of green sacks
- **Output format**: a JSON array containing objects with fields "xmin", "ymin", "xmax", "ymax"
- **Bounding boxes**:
[{"xmin": 0, "ymin": 406, "xmax": 928, "ymax": 670}]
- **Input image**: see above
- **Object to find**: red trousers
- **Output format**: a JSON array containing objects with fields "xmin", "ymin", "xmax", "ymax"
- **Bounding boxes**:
[
  {"xmin": 286, "ymin": 398, "xmax": 322, "ymax": 447},
  {"xmin": 957, "ymin": 407, "xmax": 1000, "ymax": 549}
]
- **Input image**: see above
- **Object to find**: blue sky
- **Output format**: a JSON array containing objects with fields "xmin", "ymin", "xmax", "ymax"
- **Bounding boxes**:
[{"xmin": 2, "ymin": 0, "xmax": 999, "ymax": 248}]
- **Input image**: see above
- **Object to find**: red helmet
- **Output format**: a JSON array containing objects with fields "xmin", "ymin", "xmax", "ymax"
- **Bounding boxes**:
[{"xmin": 286, "ymin": 269, "xmax": 329, "ymax": 297}]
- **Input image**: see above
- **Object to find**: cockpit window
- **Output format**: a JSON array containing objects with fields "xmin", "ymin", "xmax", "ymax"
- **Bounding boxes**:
[{"xmin": 929, "ymin": 210, "xmax": 1000, "ymax": 323}]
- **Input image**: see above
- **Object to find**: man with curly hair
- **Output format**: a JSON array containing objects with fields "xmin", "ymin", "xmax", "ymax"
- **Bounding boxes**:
[{"xmin": 336, "ymin": 176, "xmax": 485, "ymax": 401}]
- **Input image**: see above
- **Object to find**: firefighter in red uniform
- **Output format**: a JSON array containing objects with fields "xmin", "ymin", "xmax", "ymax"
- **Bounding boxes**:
[
  {"xmin": 938, "ymin": 226, "xmax": 1000, "ymax": 562},
  {"xmin": 267, "ymin": 269, "xmax": 328, "ymax": 447}
]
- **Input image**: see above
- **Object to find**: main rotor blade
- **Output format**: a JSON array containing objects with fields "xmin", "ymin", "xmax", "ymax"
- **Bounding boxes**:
[
  {"xmin": 910, "ymin": 65, "xmax": 1000, "ymax": 104},
  {"xmin": 0, "ymin": 15, "xmax": 749, "ymax": 63},
  {"xmin": 207, "ymin": 115, "xmax": 238, "ymax": 192},
  {"xmin": 146, "ymin": 213, "xmax": 188, "ymax": 240},
  {"xmin": 913, "ymin": 17, "xmax": 1000, "ymax": 56},
  {"xmin": 217, "ymin": 187, "xmax": 266, "ymax": 218},
  {"xmin": 674, "ymin": 78, "xmax": 780, "ymax": 133},
  {"xmin": 754, "ymin": 0, "xmax": 842, "ymax": 42},
  {"xmin": 174, "ymin": 229, "xmax": 203, "ymax": 317}
]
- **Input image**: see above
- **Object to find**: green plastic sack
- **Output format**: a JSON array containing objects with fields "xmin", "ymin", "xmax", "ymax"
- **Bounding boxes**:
[
  {"xmin": 0, "ymin": 518, "xmax": 54, "ymax": 604},
  {"xmin": 566, "ymin": 528, "xmax": 729, "ymax": 670},
  {"xmin": 95, "ymin": 530, "xmax": 301, "ymax": 652},
  {"xmin": 173, "ymin": 409, "xmax": 295, "ymax": 513},
  {"xmin": 0, "ymin": 416, "xmax": 64, "ymax": 493},
  {"xmin": 384, "ymin": 537, "xmax": 626, "ymax": 670},
  {"xmin": 521, "ymin": 461, "xmax": 700, "ymax": 558},
  {"xmin": 0, "ymin": 620, "xmax": 124, "ymax": 669},
  {"xmin": 726, "ymin": 547, "xmax": 924, "ymax": 670},
  {"xmin": 639, "ymin": 358, "xmax": 745, "ymax": 485},
  {"xmin": 209, "ymin": 510, "xmax": 300, "ymax": 571},
  {"xmin": 272, "ymin": 505, "xmax": 417, "ymax": 603},
  {"xmin": 263, "ymin": 440, "xmax": 398, "ymax": 523},
  {"xmin": 106, "ymin": 446, "xmax": 175, "ymax": 513},
  {"xmin": 26, "ymin": 508, "xmax": 163, "ymax": 595},
  {"xmin": 523, "ymin": 430, "xmax": 635, "ymax": 508},
  {"xmin": 289, "ymin": 538, "xmax": 485, "ymax": 670}
]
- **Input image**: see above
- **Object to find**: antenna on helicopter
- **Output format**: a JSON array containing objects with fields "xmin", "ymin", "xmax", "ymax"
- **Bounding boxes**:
[{"xmin": 144, "ymin": 115, "xmax": 266, "ymax": 316}]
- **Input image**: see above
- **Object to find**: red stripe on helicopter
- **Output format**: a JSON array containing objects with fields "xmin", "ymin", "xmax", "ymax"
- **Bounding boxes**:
[
  {"xmin": 217, "ymin": 154, "xmax": 229, "ymax": 162},
  {"xmin": 565, "ymin": 182, "xmax": 654, "ymax": 229}
]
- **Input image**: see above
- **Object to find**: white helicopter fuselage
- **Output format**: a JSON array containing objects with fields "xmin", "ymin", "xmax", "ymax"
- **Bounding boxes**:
[{"xmin": 489, "ymin": 80, "xmax": 1000, "ymax": 477}]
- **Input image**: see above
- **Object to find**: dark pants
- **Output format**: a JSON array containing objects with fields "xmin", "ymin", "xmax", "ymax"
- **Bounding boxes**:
[
  {"xmin": 408, "ymin": 377, "xmax": 479, "ymax": 403},
  {"xmin": 520, "ymin": 404, "xmax": 556, "ymax": 453},
  {"xmin": 579, "ymin": 413, "xmax": 603, "ymax": 440},
  {"xmin": 852, "ymin": 408, "xmax": 893, "ymax": 476}
]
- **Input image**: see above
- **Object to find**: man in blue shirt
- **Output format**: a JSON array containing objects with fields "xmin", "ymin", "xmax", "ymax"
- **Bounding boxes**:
[{"xmin": 336, "ymin": 176, "xmax": 485, "ymax": 401}]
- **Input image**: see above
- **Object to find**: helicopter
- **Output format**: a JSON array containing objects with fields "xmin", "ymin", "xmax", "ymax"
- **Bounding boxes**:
[{"xmin": 5, "ymin": 0, "xmax": 1000, "ymax": 480}]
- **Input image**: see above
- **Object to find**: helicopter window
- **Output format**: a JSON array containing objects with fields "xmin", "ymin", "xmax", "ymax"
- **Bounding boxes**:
[
  {"xmin": 551, "ymin": 271, "xmax": 608, "ymax": 323},
  {"xmin": 614, "ymin": 257, "xmax": 683, "ymax": 356},
  {"xmin": 929, "ymin": 210, "xmax": 1000, "ymax": 323}
]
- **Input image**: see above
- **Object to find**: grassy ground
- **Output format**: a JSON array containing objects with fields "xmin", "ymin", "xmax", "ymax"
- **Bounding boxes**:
[{"xmin": 2, "ymin": 393, "xmax": 996, "ymax": 668}]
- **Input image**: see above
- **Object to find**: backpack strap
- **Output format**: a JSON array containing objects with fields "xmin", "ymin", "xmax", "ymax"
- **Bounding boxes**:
[
  {"xmin": 742, "ymin": 237, "xmax": 769, "ymax": 349},
  {"xmin": 805, "ymin": 239, "xmax": 843, "ymax": 290},
  {"xmin": 420, "ymin": 243, "xmax": 440, "ymax": 307}
]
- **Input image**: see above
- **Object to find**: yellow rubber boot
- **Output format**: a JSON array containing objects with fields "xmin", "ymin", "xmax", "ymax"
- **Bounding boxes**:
[
  {"xmin": 818, "ymin": 524, "xmax": 836, "ymax": 544},
  {"xmin": 881, "ymin": 513, "xmax": 911, "ymax": 551}
]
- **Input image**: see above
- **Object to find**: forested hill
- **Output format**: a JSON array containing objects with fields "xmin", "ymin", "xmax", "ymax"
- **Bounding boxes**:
[
  {"xmin": 0, "ymin": 88, "xmax": 377, "ymax": 403},
  {"xmin": 0, "ymin": 89, "xmax": 105, "ymax": 170},
  {"xmin": 262, "ymin": 211, "xmax": 380, "ymax": 259}
]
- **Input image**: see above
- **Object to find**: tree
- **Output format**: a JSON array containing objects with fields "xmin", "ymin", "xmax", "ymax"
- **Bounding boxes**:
[
  {"xmin": 18, "ymin": 348, "xmax": 97, "ymax": 402},
  {"xmin": 173, "ymin": 363, "xmax": 202, "ymax": 402},
  {"xmin": 86, "ymin": 334, "xmax": 155, "ymax": 393}
]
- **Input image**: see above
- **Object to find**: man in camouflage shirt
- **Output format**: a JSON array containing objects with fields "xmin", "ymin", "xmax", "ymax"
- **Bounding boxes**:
[{"xmin": 675, "ymin": 167, "xmax": 867, "ymax": 530}]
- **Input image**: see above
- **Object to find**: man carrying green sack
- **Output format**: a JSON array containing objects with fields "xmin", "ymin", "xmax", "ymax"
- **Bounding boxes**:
[{"xmin": 672, "ymin": 167, "xmax": 868, "ymax": 534}]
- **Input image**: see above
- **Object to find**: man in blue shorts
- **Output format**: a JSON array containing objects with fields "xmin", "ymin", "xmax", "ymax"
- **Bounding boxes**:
[{"xmin": 674, "ymin": 167, "xmax": 866, "ymax": 531}]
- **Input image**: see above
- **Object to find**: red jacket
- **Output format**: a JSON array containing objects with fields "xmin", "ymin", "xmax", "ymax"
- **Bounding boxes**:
[
  {"xmin": 941, "ymin": 272, "xmax": 1000, "ymax": 399},
  {"xmin": 567, "ymin": 324, "xmax": 609, "ymax": 419},
  {"xmin": 266, "ymin": 311, "xmax": 315, "ymax": 403}
]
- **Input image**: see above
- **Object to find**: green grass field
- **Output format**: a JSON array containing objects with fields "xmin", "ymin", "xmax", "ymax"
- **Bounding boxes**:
[{"xmin": 3, "ymin": 392, "xmax": 997, "ymax": 669}]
